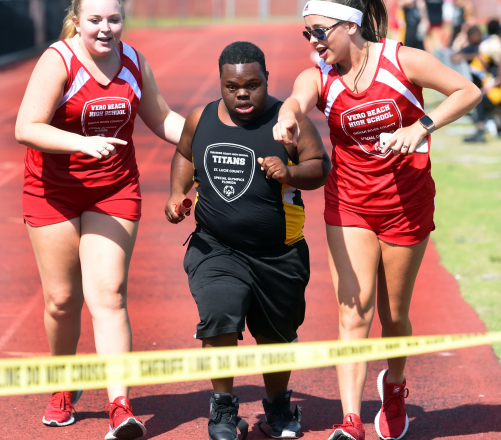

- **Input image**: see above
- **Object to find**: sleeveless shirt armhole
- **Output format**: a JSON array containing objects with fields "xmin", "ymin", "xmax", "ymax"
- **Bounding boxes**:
[
  {"xmin": 132, "ymin": 47, "xmax": 143, "ymax": 89},
  {"xmin": 46, "ymin": 47, "xmax": 71, "ymax": 92},
  {"xmin": 394, "ymin": 41, "xmax": 416, "ymax": 88},
  {"xmin": 315, "ymin": 65, "xmax": 327, "ymax": 112},
  {"xmin": 190, "ymin": 102, "xmax": 213, "ymax": 150}
]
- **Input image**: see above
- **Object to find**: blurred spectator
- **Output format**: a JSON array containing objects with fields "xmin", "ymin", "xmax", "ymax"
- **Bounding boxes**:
[
  {"xmin": 399, "ymin": 0, "xmax": 429, "ymax": 50},
  {"xmin": 425, "ymin": 0, "xmax": 445, "ymax": 51},
  {"xmin": 450, "ymin": 0, "xmax": 475, "ymax": 45},
  {"xmin": 464, "ymin": 19, "xmax": 501, "ymax": 142},
  {"xmin": 451, "ymin": 25, "xmax": 482, "ymax": 70}
]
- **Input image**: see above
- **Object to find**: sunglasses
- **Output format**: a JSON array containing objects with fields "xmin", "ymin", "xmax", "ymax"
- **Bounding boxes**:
[{"xmin": 302, "ymin": 21, "xmax": 345, "ymax": 41}]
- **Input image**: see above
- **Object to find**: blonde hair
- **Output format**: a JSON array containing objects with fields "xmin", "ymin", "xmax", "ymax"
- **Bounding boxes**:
[{"xmin": 60, "ymin": 0, "xmax": 126, "ymax": 40}]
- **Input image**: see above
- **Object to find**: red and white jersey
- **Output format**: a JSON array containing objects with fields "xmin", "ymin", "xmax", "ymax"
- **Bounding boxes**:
[
  {"xmin": 25, "ymin": 40, "xmax": 142, "ymax": 187},
  {"xmin": 317, "ymin": 38, "xmax": 435, "ymax": 213}
]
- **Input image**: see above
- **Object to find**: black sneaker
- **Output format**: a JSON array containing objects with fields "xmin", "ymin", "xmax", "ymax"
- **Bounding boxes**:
[
  {"xmin": 464, "ymin": 130, "xmax": 486, "ymax": 143},
  {"xmin": 208, "ymin": 392, "xmax": 248, "ymax": 440},
  {"xmin": 258, "ymin": 390, "xmax": 302, "ymax": 438}
]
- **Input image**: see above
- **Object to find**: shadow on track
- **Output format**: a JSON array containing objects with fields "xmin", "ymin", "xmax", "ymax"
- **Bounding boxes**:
[{"xmin": 74, "ymin": 385, "xmax": 501, "ymax": 439}]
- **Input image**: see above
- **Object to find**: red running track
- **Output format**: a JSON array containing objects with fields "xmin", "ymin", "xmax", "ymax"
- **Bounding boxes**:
[{"xmin": 0, "ymin": 24, "xmax": 500, "ymax": 440}]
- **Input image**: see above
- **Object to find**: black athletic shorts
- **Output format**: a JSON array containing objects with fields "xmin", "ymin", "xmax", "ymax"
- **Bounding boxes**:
[{"xmin": 184, "ymin": 227, "xmax": 310, "ymax": 343}]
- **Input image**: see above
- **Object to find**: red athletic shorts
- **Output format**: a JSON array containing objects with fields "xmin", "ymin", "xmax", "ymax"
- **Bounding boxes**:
[
  {"xmin": 23, "ymin": 174, "xmax": 142, "ymax": 227},
  {"xmin": 324, "ymin": 201, "xmax": 435, "ymax": 246}
]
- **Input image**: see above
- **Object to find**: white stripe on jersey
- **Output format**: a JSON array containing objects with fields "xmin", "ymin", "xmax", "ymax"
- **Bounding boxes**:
[
  {"xmin": 59, "ymin": 67, "xmax": 91, "ymax": 108},
  {"xmin": 375, "ymin": 68, "xmax": 423, "ymax": 112},
  {"xmin": 382, "ymin": 39, "xmax": 401, "ymax": 71},
  {"xmin": 283, "ymin": 186, "xmax": 297, "ymax": 204},
  {"xmin": 122, "ymin": 42, "xmax": 139, "ymax": 71},
  {"xmin": 51, "ymin": 41, "xmax": 73, "ymax": 73},
  {"xmin": 118, "ymin": 67, "xmax": 142, "ymax": 100},
  {"xmin": 318, "ymin": 59, "xmax": 333, "ymax": 88},
  {"xmin": 324, "ymin": 78, "xmax": 345, "ymax": 122}
]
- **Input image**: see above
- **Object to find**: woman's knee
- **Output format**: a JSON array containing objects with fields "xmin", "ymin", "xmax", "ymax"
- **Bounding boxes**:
[
  {"xmin": 44, "ymin": 288, "xmax": 83, "ymax": 319},
  {"xmin": 86, "ymin": 284, "xmax": 127, "ymax": 316},
  {"xmin": 338, "ymin": 307, "xmax": 373, "ymax": 333}
]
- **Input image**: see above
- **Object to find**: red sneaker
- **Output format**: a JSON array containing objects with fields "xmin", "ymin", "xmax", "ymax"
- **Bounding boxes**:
[
  {"xmin": 105, "ymin": 396, "xmax": 146, "ymax": 440},
  {"xmin": 327, "ymin": 413, "xmax": 365, "ymax": 440},
  {"xmin": 42, "ymin": 390, "xmax": 83, "ymax": 427},
  {"xmin": 375, "ymin": 369, "xmax": 409, "ymax": 439}
]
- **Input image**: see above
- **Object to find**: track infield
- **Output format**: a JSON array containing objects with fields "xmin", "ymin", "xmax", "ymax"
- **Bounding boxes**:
[{"xmin": 0, "ymin": 24, "xmax": 500, "ymax": 439}]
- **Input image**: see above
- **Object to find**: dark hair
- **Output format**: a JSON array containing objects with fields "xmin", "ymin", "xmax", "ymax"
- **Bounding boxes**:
[
  {"xmin": 321, "ymin": 0, "xmax": 387, "ymax": 42},
  {"xmin": 487, "ymin": 19, "xmax": 500, "ymax": 36},
  {"xmin": 218, "ymin": 42, "xmax": 267, "ymax": 76},
  {"xmin": 466, "ymin": 25, "xmax": 481, "ymax": 37}
]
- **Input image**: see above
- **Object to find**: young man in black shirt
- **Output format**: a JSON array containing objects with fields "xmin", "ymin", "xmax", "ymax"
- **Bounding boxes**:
[{"xmin": 166, "ymin": 42, "xmax": 329, "ymax": 440}]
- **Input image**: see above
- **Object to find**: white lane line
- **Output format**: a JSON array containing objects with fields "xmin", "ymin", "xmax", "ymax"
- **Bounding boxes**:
[
  {"xmin": 0, "ymin": 292, "xmax": 41, "ymax": 352},
  {"xmin": 0, "ymin": 107, "xmax": 19, "ymax": 125},
  {"xmin": 0, "ymin": 164, "xmax": 23, "ymax": 188},
  {"xmin": 2, "ymin": 352, "xmax": 51, "ymax": 358}
]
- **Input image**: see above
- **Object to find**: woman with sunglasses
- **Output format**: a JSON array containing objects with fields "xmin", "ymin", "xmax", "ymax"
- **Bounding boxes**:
[
  {"xmin": 274, "ymin": 1, "xmax": 480, "ymax": 439},
  {"xmin": 15, "ymin": 0, "xmax": 184, "ymax": 438}
]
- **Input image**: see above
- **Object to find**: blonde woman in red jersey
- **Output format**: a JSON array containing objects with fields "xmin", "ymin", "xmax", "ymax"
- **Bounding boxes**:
[
  {"xmin": 15, "ymin": 0, "xmax": 184, "ymax": 438},
  {"xmin": 274, "ymin": 1, "xmax": 480, "ymax": 439}
]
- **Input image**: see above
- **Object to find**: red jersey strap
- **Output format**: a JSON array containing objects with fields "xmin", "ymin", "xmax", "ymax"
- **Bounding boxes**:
[
  {"xmin": 47, "ymin": 40, "xmax": 76, "ymax": 92},
  {"xmin": 376, "ymin": 38, "xmax": 424, "ymax": 111},
  {"xmin": 315, "ymin": 59, "xmax": 334, "ymax": 113},
  {"xmin": 118, "ymin": 42, "xmax": 143, "ymax": 100},
  {"xmin": 48, "ymin": 40, "xmax": 92, "ymax": 108}
]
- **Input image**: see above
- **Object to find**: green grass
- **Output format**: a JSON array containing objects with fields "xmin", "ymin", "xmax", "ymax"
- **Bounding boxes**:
[
  {"xmin": 427, "ymin": 90, "xmax": 501, "ymax": 358},
  {"xmin": 124, "ymin": 16, "xmax": 302, "ymax": 29}
]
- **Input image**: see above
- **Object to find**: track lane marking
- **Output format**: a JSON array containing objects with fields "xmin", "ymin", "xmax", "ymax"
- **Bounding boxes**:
[
  {"xmin": 0, "ymin": 164, "xmax": 23, "ymax": 188},
  {"xmin": 0, "ymin": 292, "xmax": 42, "ymax": 352}
]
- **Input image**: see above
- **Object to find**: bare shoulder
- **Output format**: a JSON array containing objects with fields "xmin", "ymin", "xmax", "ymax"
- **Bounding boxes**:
[
  {"xmin": 397, "ymin": 46, "xmax": 438, "ymax": 82},
  {"xmin": 33, "ymin": 48, "xmax": 68, "ymax": 83},
  {"xmin": 185, "ymin": 105, "xmax": 206, "ymax": 131},
  {"xmin": 297, "ymin": 66, "xmax": 321, "ymax": 82}
]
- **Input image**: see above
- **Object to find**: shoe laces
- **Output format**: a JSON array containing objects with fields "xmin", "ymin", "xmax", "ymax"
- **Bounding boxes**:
[
  {"xmin": 382, "ymin": 387, "xmax": 409, "ymax": 419},
  {"xmin": 332, "ymin": 415, "xmax": 361, "ymax": 431},
  {"xmin": 210, "ymin": 403, "xmax": 238, "ymax": 425},
  {"xmin": 50, "ymin": 392, "xmax": 76, "ymax": 413},
  {"xmin": 106, "ymin": 400, "xmax": 134, "ymax": 419}
]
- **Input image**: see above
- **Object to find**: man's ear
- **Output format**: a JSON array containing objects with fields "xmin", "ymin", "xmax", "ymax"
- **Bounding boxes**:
[{"xmin": 265, "ymin": 71, "xmax": 270, "ymax": 82}]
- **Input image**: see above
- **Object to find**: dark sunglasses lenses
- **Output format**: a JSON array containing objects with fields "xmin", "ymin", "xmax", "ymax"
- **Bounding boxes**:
[{"xmin": 302, "ymin": 29, "xmax": 327, "ymax": 41}]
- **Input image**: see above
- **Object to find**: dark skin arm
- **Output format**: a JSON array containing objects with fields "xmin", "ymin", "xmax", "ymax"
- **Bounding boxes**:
[
  {"xmin": 165, "ymin": 106, "xmax": 205, "ymax": 224},
  {"xmin": 258, "ymin": 115, "xmax": 330, "ymax": 190}
]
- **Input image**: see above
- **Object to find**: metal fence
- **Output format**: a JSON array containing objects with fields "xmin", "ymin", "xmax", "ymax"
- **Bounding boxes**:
[
  {"xmin": 0, "ymin": 0, "xmax": 69, "ymax": 57},
  {"xmin": 0, "ymin": 0, "xmax": 498, "ymax": 58}
]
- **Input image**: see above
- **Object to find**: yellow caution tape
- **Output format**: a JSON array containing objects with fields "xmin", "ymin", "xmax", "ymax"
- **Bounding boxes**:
[{"xmin": 1, "ymin": 332, "xmax": 500, "ymax": 396}]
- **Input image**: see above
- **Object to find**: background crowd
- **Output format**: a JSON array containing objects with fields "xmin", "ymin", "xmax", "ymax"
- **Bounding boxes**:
[{"xmin": 393, "ymin": 0, "xmax": 501, "ymax": 143}]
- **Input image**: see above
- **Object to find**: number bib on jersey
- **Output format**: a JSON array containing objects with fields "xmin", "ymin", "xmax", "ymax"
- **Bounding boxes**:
[
  {"xmin": 341, "ymin": 99, "xmax": 401, "ymax": 157},
  {"xmin": 82, "ymin": 97, "xmax": 132, "ymax": 137},
  {"xmin": 204, "ymin": 143, "xmax": 255, "ymax": 203}
]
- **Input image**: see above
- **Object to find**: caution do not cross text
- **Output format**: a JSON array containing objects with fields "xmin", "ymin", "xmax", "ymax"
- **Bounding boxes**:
[{"xmin": 0, "ymin": 333, "xmax": 500, "ymax": 396}]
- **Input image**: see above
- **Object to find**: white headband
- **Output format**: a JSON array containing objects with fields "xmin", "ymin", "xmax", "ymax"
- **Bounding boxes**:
[{"xmin": 302, "ymin": 1, "xmax": 363, "ymax": 27}]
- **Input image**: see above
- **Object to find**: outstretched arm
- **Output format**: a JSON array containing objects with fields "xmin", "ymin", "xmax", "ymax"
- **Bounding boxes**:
[
  {"xmin": 273, "ymin": 67, "xmax": 321, "ymax": 146},
  {"xmin": 137, "ymin": 52, "xmax": 185, "ymax": 145},
  {"xmin": 259, "ymin": 116, "xmax": 330, "ymax": 190},
  {"xmin": 382, "ymin": 46, "xmax": 482, "ymax": 155},
  {"xmin": 165, "ymin": 107, "xmax": 205, "ymax": 224}
]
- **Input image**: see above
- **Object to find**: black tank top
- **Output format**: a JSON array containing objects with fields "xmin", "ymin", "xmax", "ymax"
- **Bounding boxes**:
[{"xmin": 191, "ymin": 99, "xmax": 305, "ymax": 252}]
